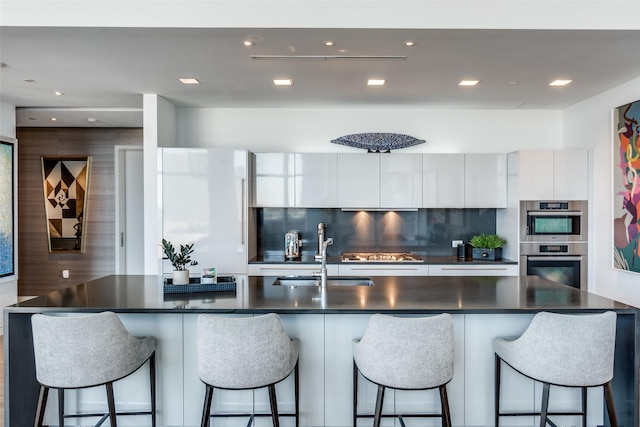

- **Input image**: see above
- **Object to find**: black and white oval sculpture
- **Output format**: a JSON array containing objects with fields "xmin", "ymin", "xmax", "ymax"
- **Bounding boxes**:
[{"xmin": 331, "ymin": 133, "xmax": 425, "ymax": 152}]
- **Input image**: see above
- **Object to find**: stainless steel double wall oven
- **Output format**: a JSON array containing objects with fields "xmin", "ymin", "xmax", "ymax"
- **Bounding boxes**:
[{"xmin": 520, "ymin": 201, "xmax": 588, "ymax": 290}]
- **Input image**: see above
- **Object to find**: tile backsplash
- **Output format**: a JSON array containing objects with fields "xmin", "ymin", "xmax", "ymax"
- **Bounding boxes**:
[{"xmin": 257, "ymin": 208, "xmax": 496, "ymax": 257}]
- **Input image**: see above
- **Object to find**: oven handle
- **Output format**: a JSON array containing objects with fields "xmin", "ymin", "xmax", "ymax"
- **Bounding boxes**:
[
  {"xmin": 527, "ymin": 211, "xmax": 582, "ymax": 216},
  {"xmin": 526, "ymin": 256, "xmax": 584, "ymax": 261}
]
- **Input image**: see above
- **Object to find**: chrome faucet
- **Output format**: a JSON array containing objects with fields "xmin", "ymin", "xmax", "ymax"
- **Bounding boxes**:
[
  {"xmin": 317, "ymin": 237, "xmax": 333, "ymax": 288},
  {"xmin": 315, "ymin": 223, "xmax": 326, "ymax": 261}
]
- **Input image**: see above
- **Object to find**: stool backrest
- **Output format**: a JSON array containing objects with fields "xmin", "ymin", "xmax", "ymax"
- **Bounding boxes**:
[
  {"xmin": 197, "ymin": 313, "xmax": 299, "ymax": 389},
  {"xmin": 354, "ymin": 313, "xmax": 454, "ymax": 390},
  {"xmin": 31, "ymin": 311, "xmax": 155, "ymax": 389},
  {"xmin": 504, "ymin": 311, "xmax": 617, "ymax": 386}
]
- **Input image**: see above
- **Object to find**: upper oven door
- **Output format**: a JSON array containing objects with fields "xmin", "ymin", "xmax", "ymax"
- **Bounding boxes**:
[{"xmin": 523, "ymin": 211, "xmax": 586, "ymax": 241}]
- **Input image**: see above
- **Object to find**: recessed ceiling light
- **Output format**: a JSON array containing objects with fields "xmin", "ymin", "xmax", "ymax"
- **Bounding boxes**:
[
  {"xmin": 273, "ymin": 79, "xmax": 293, "ymax": 86},
  {"xmin": 50, "ymin": 117, "xmax": 57, "ymax": 121},
  {"xmin": 178, "ymin": 78, "xmax": 200, "ymax": 85},
  {"xmin": 367, "ymin": 79, "xmax": 386, "ymax": 86},
  {"xmin": 404, "ymin": 41, "xmax": 416, "ymax": 46},
  {"xmin": 86, "ymin": 117, "xmax": 98, "ymax": 123},
  {"xmin": 459, "ymin": 80, "xmax": 480, "ymax": 86},
  {"xmin": 549, "ymin": 79, "xmax": 572, "ymax": 86},
  {"xmin": 54, "ymin": 91, "xmax": 65, "ymax": 96},
  {"xmin": 324, "ymin": 41, "xmax": 335, "ymax": 46},
  {"xmin": 243, "ymin": 40, "xmax": 254, "ymax": 47}
]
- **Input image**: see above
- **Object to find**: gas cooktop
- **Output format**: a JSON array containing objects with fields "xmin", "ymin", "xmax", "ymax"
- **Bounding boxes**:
[{"xmin": 341, "ymin": 252, "xmax": 424, "ymax": 263}]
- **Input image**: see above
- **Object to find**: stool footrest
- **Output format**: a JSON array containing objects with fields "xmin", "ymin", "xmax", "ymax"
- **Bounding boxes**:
[
  {"xmin": 356, "ymin": 413, "xmax": 446, "ymax": 419},
  {"xmin": 210, "ymin": 412, "xmax": 297, "ymax": 418},
  {"xmin": 64, "ymin": 410, "xmax": 154, "ymax": 418},
  {"xmin": 498, "ymin": 411, "xmax": 585, "ymax": 417}
]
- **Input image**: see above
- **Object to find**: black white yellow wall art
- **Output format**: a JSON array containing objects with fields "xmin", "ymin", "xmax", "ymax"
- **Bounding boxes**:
[
  {"xmin": 613, "ymin": 100, "xmax": 640, "ymax": 273},
  {"xmin": 41, "ymin": 157, "xmax": 91, "ymax": 252},
  {"xmin": 0, "ymin": 138, "xmax": 16, "ymax": 277}
]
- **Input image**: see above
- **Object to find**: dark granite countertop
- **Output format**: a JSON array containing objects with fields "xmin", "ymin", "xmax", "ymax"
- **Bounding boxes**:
[
  {"xmin": 249, "ymin": 255, "xmax": 518, "ymax": 265},
  {"xmin": 6, "ymin": 274, "xmax": 634, "ymax": 314}
]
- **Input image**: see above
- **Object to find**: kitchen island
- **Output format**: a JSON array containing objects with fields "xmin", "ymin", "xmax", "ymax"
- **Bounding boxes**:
[{"xmin": 4, "ymin": 275, "xmax": 638, "ymax": 427}]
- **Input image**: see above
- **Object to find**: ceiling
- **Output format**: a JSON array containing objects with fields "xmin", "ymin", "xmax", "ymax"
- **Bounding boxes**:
[{"xmin": 2, "ymin": 27, "xmax": 640, "ymax": 127}]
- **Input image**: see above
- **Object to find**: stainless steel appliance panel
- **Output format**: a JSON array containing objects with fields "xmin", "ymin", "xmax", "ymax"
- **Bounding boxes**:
[
  {"xmin": 520, "ymin": 242, "xmax": 587, "ymax": 290},
  {"xmin": 521, "ymin": 200, "xmax": 587, "ymax": 242}
]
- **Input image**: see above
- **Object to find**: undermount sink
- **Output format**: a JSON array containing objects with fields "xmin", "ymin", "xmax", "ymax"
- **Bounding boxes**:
[{"xmin": 273, "ymin": 276, "xmax": 375, "ymax": 287}]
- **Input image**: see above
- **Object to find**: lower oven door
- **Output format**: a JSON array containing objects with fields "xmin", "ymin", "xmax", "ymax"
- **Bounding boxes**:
[{"xmin": 522, "ymin": 255, "xmax": 586, "ymax": 289}]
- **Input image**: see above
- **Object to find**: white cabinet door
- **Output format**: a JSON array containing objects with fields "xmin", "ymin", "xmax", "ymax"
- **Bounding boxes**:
[
  {"xmin": 295, "ymin": 153, "xmax": 338, "ymax": 207},
  {"xmin": 255, "ymin": 153, "xmax": 295, "ymax": 207},
  {"xmin": 464, "ymin": 153, "xmax": 507, "ymax": 208},
  {"xmin": 553, "ymin": 150, "xmax": 589, "ymax": 200},
  {"xmin": 518, "ymin": 150, "xmax": 555, "ymax": 200},
  {"xmin": 338, "ymin": 264, "xmax": 429, "ymax": 276},
  {"xmin": 423, "ymin": 154, "xmax": 465, "ymax": 208},
  {"xmin": 380, "ymin": 153, "xmax": 422, "ymax": 208},
  {"xmin": 337, "ymin": 154, "xmax": 380, "ymax": 208},
  {"xmin": 161, "ymin": 148, "xmax": 248, "ymax": 275},
  {"xmin": 428, "ymin": 264, "xmax": 518, "ymax": 276}
]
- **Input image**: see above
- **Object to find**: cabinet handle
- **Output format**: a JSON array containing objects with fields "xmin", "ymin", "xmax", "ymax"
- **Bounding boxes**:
[
  {"xmin": 347, "ymin": 267, "xmax": 419, "ymax": 271},
  {"xmin": 526, "ymin": 256, "xmax": 583, "ymax": 262},
  {"xmin": 440, "ymin": 267, "xmax": 508, "ymax": 271},
  {"xmin": 241, "ymin": 178, "xmax": 245, "ymax": 245}
]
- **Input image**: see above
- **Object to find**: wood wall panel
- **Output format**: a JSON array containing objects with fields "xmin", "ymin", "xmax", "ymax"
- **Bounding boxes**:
[{"xmin": 17, "ymin": 128, "xmax": 142, "ymax": 296}]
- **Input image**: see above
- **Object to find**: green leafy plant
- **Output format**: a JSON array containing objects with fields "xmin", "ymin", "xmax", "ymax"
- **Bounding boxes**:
[
  {"xmin": 161, "ymin": 239, "xmax": 198, "ymax": 271},
  {"xmin": 469, "ymin": 233, "xmax": 507, "ymax": 249}
]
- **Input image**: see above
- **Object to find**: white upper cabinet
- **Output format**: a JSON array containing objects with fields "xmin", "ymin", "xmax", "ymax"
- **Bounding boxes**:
[
  {"xmin": 553, "ymin": 150, "xmax": 589, "ymax": 200},
  {"xmin": 423, "ymin": 154, "xmax": 465, "ymax": 208},
  {"xmin": 255, "ymin": 153, "xmax": 295, "ymax": 207},
  {"xmin": 161, "ymin": 148, "xmax": 250, "ymax": 275},
  {"xmin": 294, "ymin": 153, "xmax": 338, "ymax": 207},
  {"xmin": 517, "ymin": 150, "xmax": 555, "ymax": 200},
  {"xmin": 464, "ymin": 153, "xmax": 508, "ymax": 208},
  {"xmin": 380, "ymin": 153, "xmax": 423, "ymax": 208},
  {"xmin": 518, "ymin": 150, "xmax": 588, "ymax": 201},
  {"xmin": 337, "ymin": 153, "xmax": 380, "ymax": 208}
]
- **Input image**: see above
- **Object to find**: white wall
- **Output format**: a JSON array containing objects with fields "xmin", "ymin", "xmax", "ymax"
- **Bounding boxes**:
[
  {"xmin": 177, "ymin": 107, "xmax": 562, "ymax": 153},
  {"xmin": 0, "ymin": 101, "xmax": 16, "ymax": 138},
  {"xmin": 564, "ymin": 76, "xmax": 640, "ymax": 306},
  {"xmin": 0, "ymin": 102, "xmax": 18, "ymax": 332}
]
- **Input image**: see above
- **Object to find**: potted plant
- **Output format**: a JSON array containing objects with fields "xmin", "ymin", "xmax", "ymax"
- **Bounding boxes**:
[
  {"xmin": 161, "ymin": 239, "xmax": 198, "ymax": 285},
  {"xmin": 469, "ymin": 233, "xmax": 507, "ymax": 261}
]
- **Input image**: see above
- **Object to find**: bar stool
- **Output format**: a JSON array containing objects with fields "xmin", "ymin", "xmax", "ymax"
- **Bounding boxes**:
[
  {"xmin": 31, "ymin": 311, "xmax": 156, "ymax": 427},
  {"xmin": 197, "ymin": 313, "xmax": 300, "ymax": 427},
  {"xmin": 494, "ymin": 311, "xmax": 618, "ymax": 427},
  {"xmin": 353, "ymin": 313, "xmax": 454, "ymax": 427}
]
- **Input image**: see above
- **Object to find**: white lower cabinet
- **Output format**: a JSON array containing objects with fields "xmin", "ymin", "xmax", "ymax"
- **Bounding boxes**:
[
  {"xmin": 251, "ymin": 264, "xmax": 517, "ymax": 277},
  {"xmin": 338, "ymin": 264, "xmax": 429, "ymax": 276},
  {"xmin": 429, "ymin": 264, "xmax": 518, "ymax": 276},
  {"xmin": 248, "ymin": 264, "xmax": 339, "ymax": 276}
]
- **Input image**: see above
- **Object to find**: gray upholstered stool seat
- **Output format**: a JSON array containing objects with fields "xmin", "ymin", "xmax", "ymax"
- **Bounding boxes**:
[
  {"xmin": 31, "ymin": 311, "xmax": 156, "ymax": 427},
  {"xmin": 197, "ymin": 313, "xmax": 300, "ymax": 427},
  {"xmin": 353, "ymin": 313, "xmax": 454, "ymax": 427},
  {"xmin": 493, "ymin": 311, "xmax": 618, "ymax": 427}
]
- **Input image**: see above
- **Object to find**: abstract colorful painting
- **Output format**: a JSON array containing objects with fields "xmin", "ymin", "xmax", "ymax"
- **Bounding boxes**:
[
  {"xmin": 0, "ymin": 140, "xmax": 15, "ymax": 277},
  {"xmin": 42, "ymin": 157, "xmax": 91, "ymax": 252},
  {"xmin": 613, "ymin": 100, "xmax": 640, "ymax": 273}
]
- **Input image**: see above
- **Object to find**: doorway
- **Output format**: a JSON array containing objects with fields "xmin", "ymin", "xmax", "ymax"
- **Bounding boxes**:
[{"xmin": 115, "ymin": 146, "xmax": 144, "ymax": 274}]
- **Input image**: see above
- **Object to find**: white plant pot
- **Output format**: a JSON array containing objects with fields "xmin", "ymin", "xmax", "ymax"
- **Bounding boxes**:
[{"xmin": 172, "ymin": 270, "xmax": 190, "ymax": 285}]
